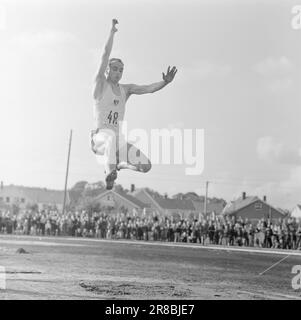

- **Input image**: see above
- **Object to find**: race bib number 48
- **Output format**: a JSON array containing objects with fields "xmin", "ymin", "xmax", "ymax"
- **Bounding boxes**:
[{"xmin": 107, "ymin": 110, "xmax": 119, "ymax": 125}]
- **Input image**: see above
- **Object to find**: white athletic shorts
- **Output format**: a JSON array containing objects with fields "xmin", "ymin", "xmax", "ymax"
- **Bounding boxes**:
[{"xmin": 90, "ymin": 128, "xmax": 127, "ymax": 165}]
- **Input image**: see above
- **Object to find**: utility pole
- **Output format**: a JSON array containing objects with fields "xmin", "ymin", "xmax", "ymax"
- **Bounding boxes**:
[
  {"xmin": 62, "ymin": 129, "xmax": 72, "ymax": 216},
  {"xmin": 204, "ymin": 181, "xmax": 209, "ymax": 218}
]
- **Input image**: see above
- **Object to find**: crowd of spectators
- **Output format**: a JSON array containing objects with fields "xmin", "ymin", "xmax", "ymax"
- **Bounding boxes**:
[{"xmin": 0, "ymin": 209, "xmax": 301, "ymax": 250}]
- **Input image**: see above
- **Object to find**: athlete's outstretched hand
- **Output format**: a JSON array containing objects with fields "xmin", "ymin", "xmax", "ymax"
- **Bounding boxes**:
[
  {"xmin": 111, "ymin": 19, "xmax": 118, "ymax": 33},
  {"xmin": 162, "ymin": 66, "xmax": 177, "ymax": 84}
]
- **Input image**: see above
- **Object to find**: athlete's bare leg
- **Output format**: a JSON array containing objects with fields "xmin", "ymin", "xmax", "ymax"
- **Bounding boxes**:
[
  {"xmin": 91, "ymin": 129, "xmax": 119, "ymax": 190},
  {"xmin": 103, "ymin": 136, "xmax": 119, "ymax": 189}
]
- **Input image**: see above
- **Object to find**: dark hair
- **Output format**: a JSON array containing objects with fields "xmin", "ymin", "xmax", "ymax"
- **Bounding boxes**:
[{"xmin": 109, "ymin": 58, "xmax": 124, "ymax": 66}]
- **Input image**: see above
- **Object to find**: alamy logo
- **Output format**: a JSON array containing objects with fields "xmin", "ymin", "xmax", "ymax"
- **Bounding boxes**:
[
  {"xmin": 0, "ymin": 266, "xmax": 6, "ymax": 290},
  {"xmin": 105, "ymin": 121, "xmax": 205, "ymax": 175},
  {"xmin": 291, "ymin": 5, "xmax": 301, "ymax": 29},
  {"xmin": 291, "ymin": 265, "xmax": 301, "ymax": 290}
]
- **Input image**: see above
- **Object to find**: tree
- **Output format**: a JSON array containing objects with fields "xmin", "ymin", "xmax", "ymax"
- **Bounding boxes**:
[
  {"xmin": 184, "ymin": 192, "xmax": 199, "ymax": 200},
  {"xmin": 114, "ymin": 184, "xmax": 126, "ymax": 193},
  {"xmin": 82, "ymin": 182, "xmax": 105, "ymax": 198},
  {"xmin": 172, "ymin": 193, "xmax": 186, "ymax": 200},
  {"xmin": 69, "ymin": 180, "xmax": 88, "ymax": 208},
  {"xmin": 71, "ymin": 181, "xmax": 88, "ymax": 190}
]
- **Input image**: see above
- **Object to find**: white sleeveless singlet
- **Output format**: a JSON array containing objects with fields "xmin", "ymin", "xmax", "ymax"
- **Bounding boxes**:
[{"xmin": 93, "ymin": 82, "xmax": 127, "ymax": 134}]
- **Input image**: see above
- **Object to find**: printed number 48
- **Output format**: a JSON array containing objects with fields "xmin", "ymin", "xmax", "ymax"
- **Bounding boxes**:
[{"xmin": 107, "ymin": 111, "xmax": 118, "ymax": 125}]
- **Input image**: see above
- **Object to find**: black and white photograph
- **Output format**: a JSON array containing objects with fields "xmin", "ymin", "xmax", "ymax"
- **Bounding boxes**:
[{"xmin": 0, "ymin": 0, "xmax": 301, "ymax": 304}]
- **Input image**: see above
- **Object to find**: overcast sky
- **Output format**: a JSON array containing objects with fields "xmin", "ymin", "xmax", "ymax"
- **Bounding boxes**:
[{"xmin": 0, "ymin": 0, "xmax": 300, "ymax": 209}]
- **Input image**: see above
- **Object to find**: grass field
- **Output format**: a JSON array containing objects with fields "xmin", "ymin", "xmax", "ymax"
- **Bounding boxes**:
[{"xmin": 0, "ymin": 234, "xmax": 301, "ymax": 300}]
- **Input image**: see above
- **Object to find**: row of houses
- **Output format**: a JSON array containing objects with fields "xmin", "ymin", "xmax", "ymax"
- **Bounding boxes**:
[
  {"xmin": 0, "ymin": 182, "xmax": 69, "ymax": 212},
  {"xmin": 1, "ymin": 182, "xmax": 300, "ymax": 221},
  {"xmin": 92, "ymin": 186, "xmax": 224, "ymax": 220},
  {"xmin": 89, "ymin": 188, "xmax": 294, "ymax": 222}
]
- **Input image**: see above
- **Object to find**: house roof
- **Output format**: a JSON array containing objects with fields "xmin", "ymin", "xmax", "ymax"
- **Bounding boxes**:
[
  {"xmin": 222, "ymin": 196, "xmax": 259, "ymax": 215},
  {"xmin": 0, "ymin": 185, "xmax": 26, "ymax": 197},
  {"xmin": 192, "ymin": 200, "xmax": 224, "ymax": 215},
  {"xmin": 133, "ymin": 188, "xmax": 203, "ymax": 211},
  {"xmin": 130, "ymin": 188, "xmax": 162, "ymax": 212},
  {"xmin": 114, "ymin": 189, "xmax": 150, "ymax": 209},
  {"xmin": 0, "ymin": 185, "xmax": 67, "ymax": 204},
  {"xmin": 131, "ymin": 189, "xmax": 142, "ymax": 197},
  {"xmin": 152, "ymin": 197, "xmax": 195, "ymax": 211},
  {"xmin": 26, "ymin": 188, "xmax": 66, "ymax": 204},
  {"xmin": 96, "ymin": 188, "xmax": 149, "ymax": 209},
  {"xmin": 222, "ymin": 196, "xmax": 285, "ymax": 217}
]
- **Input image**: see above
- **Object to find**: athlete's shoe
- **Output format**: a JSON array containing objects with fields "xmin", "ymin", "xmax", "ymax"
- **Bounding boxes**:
[{"xmin": 105, "ymin": 169, "xmax": 118, "ymax": 190}]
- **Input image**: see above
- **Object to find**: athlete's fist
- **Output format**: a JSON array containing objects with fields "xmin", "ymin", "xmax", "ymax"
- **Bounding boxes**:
[
  {"xmin": 163, "ymin": 66, "xmax": 178, "ymax": 84},
  {"xmin": 111, "ymin": 19, "xmax": 119, "ymax": 33}
]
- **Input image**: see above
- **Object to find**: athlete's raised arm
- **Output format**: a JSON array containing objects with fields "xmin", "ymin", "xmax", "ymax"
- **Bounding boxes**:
[
  {"xmin": 124, "ymin": 66, "xmax": 178, "ymax": 98},
  {"xmin": 94, "ymin": 19, "xmax": 118, "ymax": 99}
]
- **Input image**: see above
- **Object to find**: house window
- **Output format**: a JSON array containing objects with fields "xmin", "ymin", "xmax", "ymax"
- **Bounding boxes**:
[
  {"xmin": 107, "ymin": 195, "xmax": 111, "ymax": 200},
  {"xmin": 255, "ymin": 202, "xmax": 263, "ymax": 210},
  {"xmin": 6, "ymin": 197, "xmax": 10, "ymax": 203},
  {"xmin": 21, "ymin": 198, "xmax": 25, "ymax": 203},
  {"xmin": 0, "ymin": 197, "xmax": 3, "ymax": 202}
]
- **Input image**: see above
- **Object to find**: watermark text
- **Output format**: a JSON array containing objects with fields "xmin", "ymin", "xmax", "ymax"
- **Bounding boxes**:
[
  {"xmin": 0, "ymin": 266, "xmax": 6, "ymax": 290},
  {"xmin": 292, "ymin": 265, "xmax": 301, "ymax": 290},
  {"xmin": 291, "ymin": 5, "xmax": 301, "ymax": 29}
]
